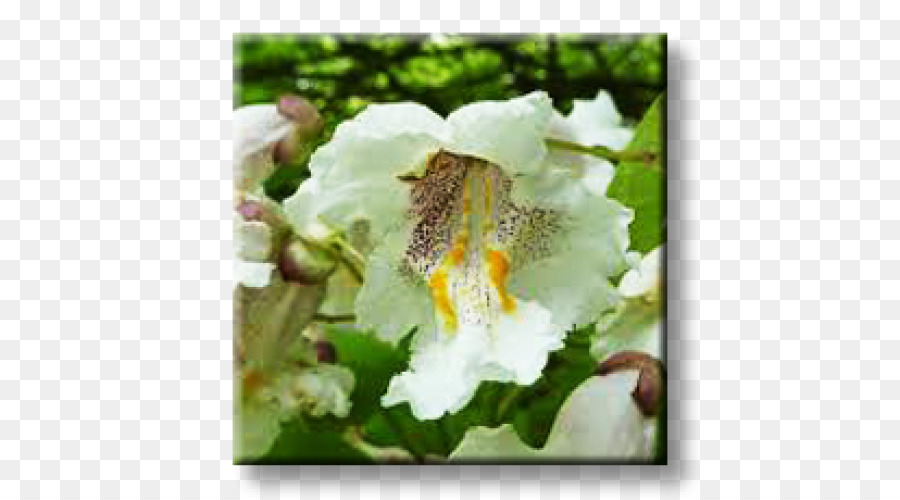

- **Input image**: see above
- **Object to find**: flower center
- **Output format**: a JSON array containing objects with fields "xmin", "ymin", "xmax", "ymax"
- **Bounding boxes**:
[{"xmin": 405, "ymin": 150, "xmax": 553, "ymax": 334}]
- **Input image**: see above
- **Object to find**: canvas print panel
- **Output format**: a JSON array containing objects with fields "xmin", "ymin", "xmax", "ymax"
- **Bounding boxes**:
[{"xmin": 234, "ymin": 34, "xmax": 666, "ymax": 464}]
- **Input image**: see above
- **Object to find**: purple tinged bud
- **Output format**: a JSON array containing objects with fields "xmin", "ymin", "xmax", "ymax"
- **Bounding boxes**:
[
  {"xmin": 596, "ymin": 350, "xmax": 664, "ymax": 417},
  {"xmin": 277, "ymin": 95, "xmax": 322, "ymax": 127},
  {"xmin": 315, "ymin": 340, "xmax": 337, "ymax": 364},
  {"xmin": 273, "ymin": 94, "xmax": 324, "ymax": 166},
  {"xmin": 278, "ymin": 238, "xmax": 337, "ymax": 285},
  {"xmin": 236, "ymin": 200, "xmax": 266, "ymax": 221},
  {"xmin": 273, "ymin": 139, "xmax": 292, "ymax": 166}
]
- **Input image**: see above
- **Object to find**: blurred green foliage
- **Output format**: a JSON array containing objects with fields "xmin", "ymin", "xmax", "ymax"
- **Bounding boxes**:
[
  {"xmin": 237, "ymin": 33, "xmax": 664, "ymax": 125},
  {"xmin": 236, "ymin": 34, "xmax": 665, "ymax": 200}
]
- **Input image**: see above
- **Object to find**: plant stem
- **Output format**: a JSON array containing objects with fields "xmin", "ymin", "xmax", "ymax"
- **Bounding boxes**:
[
  {"xmin": 331, "ymin": 235, "xmax": 367, "ymax": 270},
  {"xmin": 312, "ymin": 312, "xmax": 356, "ymax": 323},
  {"xmin": 343, "ymin": 426, "xmax": 416, "ymax": 463},
  {"xmin": 545, "ymin": 138, "xmax": 657, "ymax": 164},
  {"xmin": 380, "ymin": 408, "xmax": 425, "ymax": 462},
  {"xmin": 435, "ymin": 419, "xmax": 453, "ymax": 455},
  {"xmin": 295, "ymin": 234, "xmax": 365, "ymax": 284},
  {"xmin": 495, "ymin": 386, "xmax": 525, "ymax": 423}
]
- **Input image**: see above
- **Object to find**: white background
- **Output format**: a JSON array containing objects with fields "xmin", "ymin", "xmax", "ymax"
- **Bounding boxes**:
[{"xmin": 2, "ymin": 0, "xmax": 897, "ymax": 498}]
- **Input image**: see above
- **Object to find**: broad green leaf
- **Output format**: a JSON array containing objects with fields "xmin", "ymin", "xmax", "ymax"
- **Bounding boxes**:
[
  {"xmin": 607, "ymin": 92, "xmax": 665, "ymax": 254},
  {"xmin": 256, "ymin": 418, "xmax": 372, "ymax": 464},
  {"xmin": 324, "ymin": 326, "xmax": 408, "ymax": 423}
]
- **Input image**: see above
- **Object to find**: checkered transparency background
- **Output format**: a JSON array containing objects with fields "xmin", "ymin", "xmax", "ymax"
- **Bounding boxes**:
[{"xmin": 1, "ymin": 0, "xmax": 897, "ymax": 498}]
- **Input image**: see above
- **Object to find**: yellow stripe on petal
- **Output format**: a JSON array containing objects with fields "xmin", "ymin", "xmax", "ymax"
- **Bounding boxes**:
[
  {"xmin": 447, "ymin": 233, "xmax": 468, "ymax": 267},
  {"xmin": 428, "ymin": 269, "xmax": 457, "ymax": 331},
  {"xmin": 487, "ymin": 249, "xmax": 516, "ymax": 313}
]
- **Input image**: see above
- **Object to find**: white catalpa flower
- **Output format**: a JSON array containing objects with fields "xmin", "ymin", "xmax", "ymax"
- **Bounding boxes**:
[
  {"xmin": 560, "ymin": 89, "xmax": 633, "ymax": 150},
  {"xmin": 285, "ymin": 91, "xmax": 632, "ymax": 420},
  {"xmin": 264, "ymin": 363, "xmax": 355, "ymax": 419},
  {"xmin": 450, "ymin": 371, "xmax": 654, "ymax": 460},
  {"xmin": 592, "ymin": 245, "xmax": 663, "ymax": 361},
  {"xmin": 543, "ymin": 89, "xmax": 635, "ymax": 199},
  {"xmin": 237, "ymin": 360, "xmax": 356, "ymax": 460}
]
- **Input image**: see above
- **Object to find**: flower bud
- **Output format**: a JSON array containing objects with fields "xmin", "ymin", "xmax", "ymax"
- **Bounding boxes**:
[
  {"xmin": 274, "ymin": 95, "xmax": 324, "ymax": 165},
  {"xmin": 314, "ymin": 340, "xmax": 337, "ymax": 364},
  {"xmin": 235, "ymin": 196, "xmax": 289, "ymax": 234},
  {"xmin": 277, "ymin": 95, "xmax": 323, "ymax": 129},
  {"xmin": 236, "ymin": 199, "xmax": 266, "ymax": 221},
  {"xmin": 596, "ymin": 350, "xmax": 664, "ymax": 417},
  {"xmin": 278, "ymin": 238, "xmax": 337, "ymax": 285}
]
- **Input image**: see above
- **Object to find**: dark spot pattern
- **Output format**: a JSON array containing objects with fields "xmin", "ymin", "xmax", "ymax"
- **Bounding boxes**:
[
  {"xmin": 405, "ymin": 150, "xmax": 470, "ymax": 274},
  {"xmin": 483, "ymin": 164, "xmax": 565, "ymax": 271},
  {"xmin": 403, "ymin": 150, "xmax": 565, "ymax": 278}
]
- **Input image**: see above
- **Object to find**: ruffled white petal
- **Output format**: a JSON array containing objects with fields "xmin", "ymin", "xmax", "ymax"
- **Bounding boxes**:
[
  {"xmin": 508, "ymin": 194, "xmax": 632, "ymax": 330},
  {"xmin": 382, "ymin": 297, "xmax": 564, "ymax": 420},
  {"xmin": 282, "ymin": 177, "xmax": 323, "ymax": 235},
  {"xmin": 446, "ymin": 91, "xmax": 553, "ymax": 176},
  {"xmin": 579, "ymin": 158, "xmax": 616, "ymax": 195},
  {"xmin": 512, "ymin": 149, "xmax": 616, "ymax": 209},
  {"xmin": 382, "ymin": 324, "xmax": 487, "ymax": 420},
  {"xmin": 480, "ymin": 299, "xmax": 563, "ymax": 385},
  {"xmin": 337, "ymin": 102, "xmax": 449, "ymax": 143},
  {"xmin": 354, "ymin": 223, "xmax": 436, "ymax": 344},
  {"xmin": 619, "ymin": 246, "xmax": 662, "ymax": 297},
  {"xmin": 566, "ymin": 90, "xmax": 633, "ymax": 150},
  {"xmin": 233, "ymin": 104, "xmax": 294, "ymax": 192},
  {"xmin": 308, "ymin": 102, "xmax": 449, "ymax": 241},
  {"xmin": 539, "ymin": 89, "xmax": 633, "ymax": 197}
]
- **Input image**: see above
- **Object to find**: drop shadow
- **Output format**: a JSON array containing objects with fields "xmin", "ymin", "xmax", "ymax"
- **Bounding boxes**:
[{"xmin": 239, "ymin": 35, "xmax": 695, "ymax": 487}]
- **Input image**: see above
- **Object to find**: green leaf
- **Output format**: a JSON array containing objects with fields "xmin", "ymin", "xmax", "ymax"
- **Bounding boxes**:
[
  {"xmin": 324, "ymin": 326, "xmax": 408, "ymax": 423},
  {"xmin": 607, "ymin": 92, "xmax": 665, "ymax": 254},
  {"xmin": 254, "ymin": 417, "xmax": 372, "ymax": 464}
]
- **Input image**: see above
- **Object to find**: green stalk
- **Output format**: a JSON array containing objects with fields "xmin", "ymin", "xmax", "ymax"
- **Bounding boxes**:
[
  {"xmin": 312, "ymin": 313, "xmax": 356, "ymax": 323},
  {"xmin": 545, "ymin": 138, "xmax": 657, "ymax": 164},
  {"xmin": 380, "ymin": 408, "xmax": 425, "ymax": 462},
  {"xmin": 295, "ymin": 234, "xmax": 365, "ymax": 284},
  {"xmin": 495, "ymin": 386, "xmax": 525, "ymax": 423}
]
